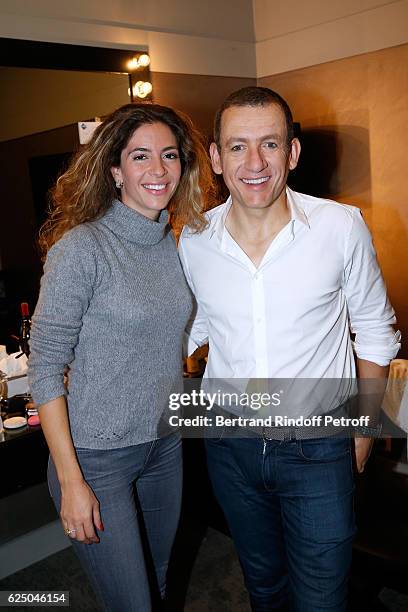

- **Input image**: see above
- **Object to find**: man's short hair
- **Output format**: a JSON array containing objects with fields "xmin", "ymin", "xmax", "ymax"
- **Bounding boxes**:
[{"xmin": 214, "ymin": 86, "xmax": 294, "ymax": 150}]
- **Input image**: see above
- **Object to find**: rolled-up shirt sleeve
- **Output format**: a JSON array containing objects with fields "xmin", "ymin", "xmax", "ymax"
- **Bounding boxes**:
[
  {"xmin": 178, "ymin": 233, "xmax": 209, "ymax": 357},
  {"xmin": 343, "ymin": 208, "xmax": 401, "ymax": 366},
  {"xmin": 28, "ymin": 228, "xmax": 96, "ymax": 405}
]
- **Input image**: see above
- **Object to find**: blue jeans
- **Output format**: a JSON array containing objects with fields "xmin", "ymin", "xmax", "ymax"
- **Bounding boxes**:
[
  {"xmin": 48, "ymin": 433, "xmax": 182, "ymax": 612},
  {"xmin": 205, "ymin": 435, "xmax": 355, "ymax": 612}
]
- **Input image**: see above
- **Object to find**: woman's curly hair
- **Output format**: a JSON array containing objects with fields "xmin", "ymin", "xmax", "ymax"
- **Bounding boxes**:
[{"xmin": 39, "ymin": 103, "xmax": 216, "ymax": 256}]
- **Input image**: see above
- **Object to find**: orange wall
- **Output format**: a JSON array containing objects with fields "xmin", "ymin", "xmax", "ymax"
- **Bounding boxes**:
[
  {"xmin": 151, "ymin": 72, "xmax": 255, "ymax": 137},
  {"xmin": 259, "ymin": 44, "xmax": 408, "ymax": 356}
]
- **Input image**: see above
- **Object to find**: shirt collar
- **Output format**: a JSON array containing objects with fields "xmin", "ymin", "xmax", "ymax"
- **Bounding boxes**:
[
  {"xmin": 209, "ymin": 186, "xmax": 310, "ymax": 244},
  {"xmin": 286, "ymin": 187, "xmax": 310, "ymax": 228},
  {"xmin": 209, "ymin": 197, "xmax": 232, "ymax": 243}
]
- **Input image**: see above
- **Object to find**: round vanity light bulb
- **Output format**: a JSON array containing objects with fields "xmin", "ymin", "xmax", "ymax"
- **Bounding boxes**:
[
  {"xmin": 138, "ymin": 54, "xmax": 150, "ymax": 67},
  {"xmin": 127, "ymin": 57, "xmax": 139, "ymax": 70},
  {"xmin": 141, "ymin": 81, "xmax": 153, "ymax": 95},
  {"xmin": 134, "ymin": 81, "xmax": 153, "ymax": 98}
]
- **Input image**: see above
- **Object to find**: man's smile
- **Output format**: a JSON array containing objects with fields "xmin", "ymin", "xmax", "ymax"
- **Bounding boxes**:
[{"xmin": 241, "ymin": 176, "xmax": 271, "ymax": 185}]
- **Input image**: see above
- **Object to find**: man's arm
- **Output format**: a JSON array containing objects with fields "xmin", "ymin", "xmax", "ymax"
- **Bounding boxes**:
[
  {"xmin": 343, "ymin": 209, "xmax": 401, "ymax": 367},
  {"xmin": 354, "ymin": 359, "xmax": 389, "ymax": 473},
  {"xmin": 178, "ymin": 232, "xmax": 209, "ymax": 357},
  {"xmin": 343, "ymin": 209, "xmax": 401, "ymax": 471}
]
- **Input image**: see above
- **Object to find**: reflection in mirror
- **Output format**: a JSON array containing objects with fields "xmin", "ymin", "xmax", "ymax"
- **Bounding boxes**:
[
  {"xmin": 0, "ymin": 67, "xmax": 130, "ymax": 346},
  {"xmin": 0, "ymin": 67, "xmax": 130, "ymax": 141}
]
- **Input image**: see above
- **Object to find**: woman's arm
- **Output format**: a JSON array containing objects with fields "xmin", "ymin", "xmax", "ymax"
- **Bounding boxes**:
[
  {"xmin": 29, "ymin": 228, "xmax": 102, "ymax": 544},
  {"xmin": 39, "ymin": 395, "xmax": 103, "ymax": 544}
]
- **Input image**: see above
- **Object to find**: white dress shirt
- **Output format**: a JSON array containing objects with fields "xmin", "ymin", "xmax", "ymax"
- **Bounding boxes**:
[{"xmin": 179, "ymin": 187, "xmax": 400, "ymax": 383}]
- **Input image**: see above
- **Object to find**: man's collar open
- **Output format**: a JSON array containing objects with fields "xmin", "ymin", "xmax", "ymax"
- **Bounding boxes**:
[
  {"xmin": 286, "ymin": 187, "xmax": 310, "ymax": 228},
  {"xmin": 209, "ymin": 197, "xmax": 232, "ymax": 242},
  {"xmin": 209, "ymin": 186, "xmax": 310, "ymax": 242}
]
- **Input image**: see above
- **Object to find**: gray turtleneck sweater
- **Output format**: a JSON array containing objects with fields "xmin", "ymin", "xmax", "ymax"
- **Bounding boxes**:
[{"xmin": 28, "ymin": 200, "xmax": 193, "ymax": 449}]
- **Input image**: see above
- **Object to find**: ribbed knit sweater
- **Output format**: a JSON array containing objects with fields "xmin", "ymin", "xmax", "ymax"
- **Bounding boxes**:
[{"xmin": 28, "ymin": 200, "xmax": 193, "ymax": 449}]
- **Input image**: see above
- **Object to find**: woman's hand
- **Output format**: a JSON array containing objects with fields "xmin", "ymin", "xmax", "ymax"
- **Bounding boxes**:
[
  {"xmin": 36, "ymin": 397, "xmax": 104, "ymax": 544},
  {"xmin": 60, "ymin": 479, "xmax": 104, "ymax": 544}
]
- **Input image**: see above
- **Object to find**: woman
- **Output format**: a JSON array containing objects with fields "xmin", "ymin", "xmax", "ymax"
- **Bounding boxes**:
[{"xmin": 28, "ymin": 103, "xmax": 213, "ymax": 611}]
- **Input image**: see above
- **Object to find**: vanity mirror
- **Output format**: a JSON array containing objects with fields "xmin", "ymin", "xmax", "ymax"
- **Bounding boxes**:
[{"xmin": 0, "ymin": 38, "xmax": 151, "ymax": 345}]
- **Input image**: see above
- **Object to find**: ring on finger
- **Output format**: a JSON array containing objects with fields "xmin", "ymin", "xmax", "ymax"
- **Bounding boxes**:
[{"xmin": 65, "ymin": 527, "xmax": 77, "ymax": 536}]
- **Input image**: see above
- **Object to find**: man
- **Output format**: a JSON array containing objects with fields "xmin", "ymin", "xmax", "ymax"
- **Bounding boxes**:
[{"xmin": 178, "ymin": 87, "xmax": 400, "ymax": 611}]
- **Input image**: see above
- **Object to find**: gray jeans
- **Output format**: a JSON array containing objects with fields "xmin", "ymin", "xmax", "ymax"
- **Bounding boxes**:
[{"xmin": 48, "ymin": 433, "xmax": 182, "ymax": 612}]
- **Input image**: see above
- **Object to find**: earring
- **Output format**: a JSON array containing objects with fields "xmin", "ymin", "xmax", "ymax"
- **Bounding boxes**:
[{"xmin": 115, "ymin": 179, "xmax": 123, "ymax": 189}]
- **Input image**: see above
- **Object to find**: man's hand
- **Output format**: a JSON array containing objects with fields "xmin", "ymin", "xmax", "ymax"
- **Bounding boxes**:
[
  {"xmin": 354, "ymin": 359, "xmax": 389, "ymax": 473},
  {"xmin": 354, "ymin": 436, "xmax": 374, "ymax": 473}
]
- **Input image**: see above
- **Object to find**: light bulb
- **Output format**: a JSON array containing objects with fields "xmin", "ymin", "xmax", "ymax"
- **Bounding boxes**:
[
  {"xmin": 134, "ymin": 81, "xmax": 153, "ymax": 99},
  {"xmin": 141, "ymin": 81, "xmax": 153, "ymax": 95},
  {"xmin": 127, "ymin": 57, "xmax": 139, "ymax": 71},
  {"xmin": 138, "ymin": 54, "xmax": 150, "ymax": 67}
]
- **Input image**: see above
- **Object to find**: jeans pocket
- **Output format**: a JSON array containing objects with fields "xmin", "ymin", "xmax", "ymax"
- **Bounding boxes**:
[{"xmin": 297, "ymin": 436, "xmax": 351, "ymax": 462}]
